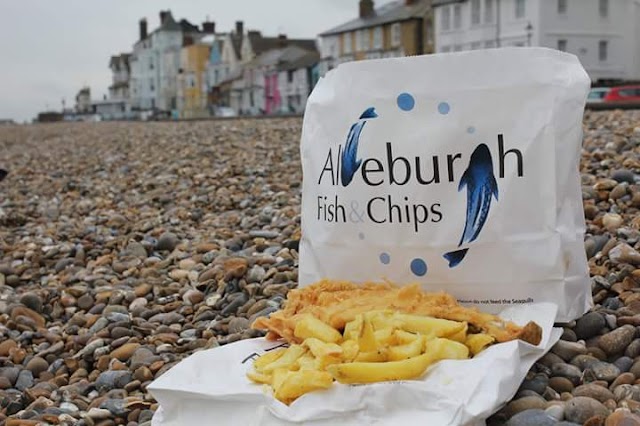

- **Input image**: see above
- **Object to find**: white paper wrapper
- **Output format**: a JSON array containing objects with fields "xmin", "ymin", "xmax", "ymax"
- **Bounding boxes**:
[
  {"xmin": 299, "ymin": 48, "xmax": 592, "ymax": 322},
  {"xmin": 149, "ymin": 303, "xmax": 560, "ymax": 426}
]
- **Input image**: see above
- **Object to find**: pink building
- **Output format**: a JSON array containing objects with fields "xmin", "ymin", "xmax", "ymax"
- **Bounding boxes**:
[{"xmin": 264, "ymin": 74, "xmax": 281, "ymax": 114}]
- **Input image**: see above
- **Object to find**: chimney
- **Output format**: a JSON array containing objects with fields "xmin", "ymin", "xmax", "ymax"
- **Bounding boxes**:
[
  {"xmin": 160, "ymin": 10, "xmax": 169, "ymax": 24},
  {"xmin": 202, "ymin": 21, "xmax": 215, "ymax": 34},
  {"xmin": 235, "ymin": 20, "xmax": 244, "ymax": 35},
  {"xmin": 359, "ymin": 0, "xmax": 375, "ymax": 18},
  {"xmin": 278, "ymin": 34, "xmax": 287, "ymax": 48},
  {"xmin": 139, "ymin": 19, "xmax": 148, "ymax": 40}
]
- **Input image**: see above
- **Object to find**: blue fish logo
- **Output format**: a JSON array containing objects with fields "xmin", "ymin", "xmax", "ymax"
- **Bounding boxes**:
[
  {"xmin": 341, "ymin": 107, "xmax": 378, "ymax": 187},
  {"xmin": 443, "ymin": 248, "xmax": 469, "ymax": 268},
  {"xmin": 444, "ymin": 143, "xmax": 499, "ymax": 267}
]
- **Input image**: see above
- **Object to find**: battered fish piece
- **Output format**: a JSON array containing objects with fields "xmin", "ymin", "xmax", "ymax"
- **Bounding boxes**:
[{"xmin": 252, "ymin": 280, "xmax": 542, "ymax": 346}]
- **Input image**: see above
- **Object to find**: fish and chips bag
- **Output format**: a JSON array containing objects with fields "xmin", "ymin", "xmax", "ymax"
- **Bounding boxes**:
[{"xmin": 299, "ymin": 47, "xmax": 592, "ymax": 322}]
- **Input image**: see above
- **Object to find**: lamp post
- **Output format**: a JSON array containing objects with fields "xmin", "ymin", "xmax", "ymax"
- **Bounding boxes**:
[{"xmin": 526, "ymin": 22, "xmax": 533, "ymax": 47}]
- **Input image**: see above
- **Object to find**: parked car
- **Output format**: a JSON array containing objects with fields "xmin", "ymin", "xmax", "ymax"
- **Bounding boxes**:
[
  {"xmin": 603, "ymin": 85, "xmax": 640, "ymax": 103},
  {"xmin": 587, "ymin": 87, "xmax": 611, "ymax": 104}
]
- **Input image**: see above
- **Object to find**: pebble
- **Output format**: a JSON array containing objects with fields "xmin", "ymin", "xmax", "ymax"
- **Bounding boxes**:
[
  {"xmin": 591, "ymin": 361, "xmax": 621, "ymax": 382},
  {"xmin": 599, "ymin": 325, "xmax": 636, "ymax": 355},
  {"xmin": 605, "ymin": 409, "xmax": 640, "ymax": 426},
  {"xmin": 228, "ymin": 317, "xmax": 250, "ymax": 334},
  {"xmin": 573, "ymin": 383, "xmax": 615, "ymax": 403},
  {"xmin": 550, "ymin": 377, "xmax": 575, "ymax": 394},
  {"xmin": 156, "ymin": 232, "xmax": 179, "ymax": 251},
  {"xmin": 95, "ymin": 370, "xmax": 133, "ymax": 392},
  {"xmin": 19, "ymin": 293, "xmax": 43, "ymax": 313},
  {"xmin": 552, "ymin": 340, "xmax": 588, "ymax": 361},
  {"xmin": 502, "ymin": 396, "xmax": 548, "ymax": 418},
  {"xmin": 552, "ymin": 363, "xmax": 583, "ymax": 384},
  {"xmin": 565, "ymin": 397, "xmax": 610, "ymax": 424},
  {"xmin": 505, "ymin": 409, "xmax": 557, "ymax": 426},
  {"xmin": 611, "ymin": 169, "xmax": 635, "ymax": 184},
  {"xmin": 575, "ymin": 312, "xmax": 606, "ymax": 340},
  {"xmin": 25, "ymin": 357, "xmax": 49, "ymax": 377},
  {"xmin": 609, "ymin": 244, "xmax": 640, "ymax": 266}
]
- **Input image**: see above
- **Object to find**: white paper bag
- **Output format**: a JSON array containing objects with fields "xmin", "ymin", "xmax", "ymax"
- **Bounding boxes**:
[
  {"xmin": 299, "ymin": 48, "xmax": 592, "ymax": 322},
  {"xmin": 149, "ymin": 303, "xmax": 561, "ymax": 426}
]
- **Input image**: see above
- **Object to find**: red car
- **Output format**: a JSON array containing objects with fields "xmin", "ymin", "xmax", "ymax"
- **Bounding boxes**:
[{"xmin": 603, "ymin": 85, "xmax": 640, "ymax": 103}]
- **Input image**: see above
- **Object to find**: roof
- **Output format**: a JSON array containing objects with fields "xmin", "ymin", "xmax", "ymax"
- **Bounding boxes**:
[
  {"xmin": 109, "ymin": 53, "xmax": 131, "ymax": 70},
  {"xmin": 153, "ymin": 11, "xmax": 201, "ymax": 34},
  {"xmin": 320, "ymin": 0, "xmax": 431, "ymax": 36},
  {"xmin": 278, "ymin": 51, "xmax": 320, "ymax": 72},
  {"xmin": 247, "ymin": 31, "xmax": 317, "ymax": 56},
  {"xmin": 432, "ymin": 0, "xmax": 464, "ymax": 6},
  {"xmin": 230, "ymin": 33, "xmax": 243, "ymax": 60},
  {"xmin": 245, "ymin": 45, "xmax": 311, "ymax": 69},
  {"xmin": 109, "ymin": 81, "xmax": 129, "ymax": 90},
  {"xmin": 218, "ymin": 67, "xmax": 243, "ymax": 85}
]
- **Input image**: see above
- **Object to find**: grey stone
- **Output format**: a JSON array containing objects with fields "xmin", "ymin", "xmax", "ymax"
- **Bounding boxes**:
[
  {"xmin": 564, "ymin": 396, "xmax": 609, "ymax": 424},
  {"xmin": 505, "ymin": 409, "xmax": 556, "ymax": 426},
  {"xmin": 156, "ymin": 232, "xmax": 179, "ymax": 251},
  {"xmin": 19, "ymin": 293, "xmax": 43, "ymax": 313},
  {"xmin": 95, "ymin": 370, "xmax": 133, "ymax": 392},
  {"xmin": 574, "ymin": 312, "xmax": 605, "ymax": 340}
]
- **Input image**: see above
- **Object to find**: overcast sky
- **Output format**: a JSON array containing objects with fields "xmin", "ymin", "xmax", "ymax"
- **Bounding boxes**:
[{"xmin": 0, "ymin": 1, "xmax": 393, "ymax": 122}]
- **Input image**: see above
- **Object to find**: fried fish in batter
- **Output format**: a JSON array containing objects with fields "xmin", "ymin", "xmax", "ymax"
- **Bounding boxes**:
[{"xmin": 252, "ymin": 280, "xmax": 542, "ymax": 346}]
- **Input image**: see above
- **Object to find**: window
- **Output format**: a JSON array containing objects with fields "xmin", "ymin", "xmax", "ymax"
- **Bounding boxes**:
[
  {"xmin": 288, "ymin": 70, "xmax": 294, "ymax": 83},
  {"xmin": 363, "ymin": 29, "xmax": 371, "ymax": 50},
  {"xmin": 149, "ymin": 59, "xmax": 154, "ymax": 70},
  {"xmin": 441, "ymin": 6, "xmax": 451, "ymax": 31},
  {"xmin": 454, "ymin": 44, "xmax": 463, "ymax": 51},
  {"xmin": 557, "ymin": 39, "xmax": 567, "ymax": 51},
  {"xmin": 558, "ymin": 0, "xmax": 567, "ymax": 14},
  {"xmin": 485, "ymin": 0, "xmax": 494, "ymax": 23},
  {"xmin": 356, "ymin": 30, "xmax": 364, "ymax": 51},
  {"xmin": 454, "ymin": 5, "xmax": 462, "ymax": 28},
  {"xmin": 599, "ymin": 0, "xmax": 608, "ymax": 17},
  {"xmin": 150, "ymin": 80, "xmax": 155, "ymax": 91},
  {"xmin": 485, "ymin": 40, "xmax": 495, "ymax": 48},
  {"xmin": 441, "ymin": 45, "xmax": 451, "ymax": 53},
  {"xmin": 344, "ymin": 32, "xmax": 352, "ymax": 54},
  {"xmin": 391, "ymin": 23, "xmax": 401, "ymax": 47},
  {"xmin": 471, "ymin": 41, "xmax": 482, "ymax": 50},
  {"xmin": 471, "ymin": 0, "xmax": 481, "ymax": 25},
  {"xmin": 373, "ymin": 27, "xmax": 383, "ymax": 49},
  {"xmin": 599, "ymin": 40, "xmax": 608, "ymax": 61},
  {"xmin": 425, "ymin": 18, "xmax": 433, "ymax": 45},
  {"xmin": 515, "ymin": 0, "xmax": 525, "ymax": 18}
]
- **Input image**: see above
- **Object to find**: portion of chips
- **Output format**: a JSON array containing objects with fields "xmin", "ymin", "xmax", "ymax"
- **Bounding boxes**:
[{"xmin": 247, "ymin": 310, "xmax": 495, "ymax": 404}]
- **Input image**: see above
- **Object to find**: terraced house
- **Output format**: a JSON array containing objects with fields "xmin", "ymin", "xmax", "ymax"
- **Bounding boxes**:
[{"xmin": 318, "ymin": 0, "xmax": 434, "ymax": 75}]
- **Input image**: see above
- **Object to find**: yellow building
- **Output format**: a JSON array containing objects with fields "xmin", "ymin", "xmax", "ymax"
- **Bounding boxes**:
[
  {"xmin": 177, "ymin": 39, "xmax": 212, "ymax": 119},
  {"xmin": 318, "ymin": 0, "xmax": 433, "ymax": 74}
]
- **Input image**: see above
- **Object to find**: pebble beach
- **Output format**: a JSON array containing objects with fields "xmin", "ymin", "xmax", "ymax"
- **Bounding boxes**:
[{"xmin": 1, "ymin": 112, "xmax": 640, "ymax": 425}]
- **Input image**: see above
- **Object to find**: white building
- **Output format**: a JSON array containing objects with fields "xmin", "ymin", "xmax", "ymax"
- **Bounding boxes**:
[
  {"xmin": 130, "ymin": 11, "xmax": 203, "ymax": 113},
  {"xmin": 276, "ymin": 52, "xmax": 320, "ymax": 114},
  {"xmin": 102, "ymin": 53, "xmax": 134, "ymax": 120},
  {"xmin": 433, "ymin": 0, "xmax": 640, "ymax": 81},
  {"xmin": 75, "ymin": 87, "xmax": 92, "ymax": 114}
]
